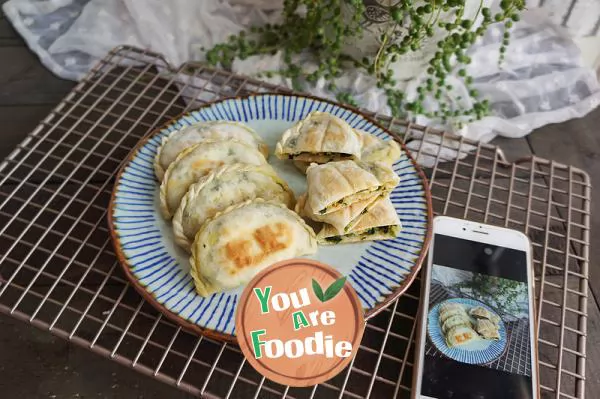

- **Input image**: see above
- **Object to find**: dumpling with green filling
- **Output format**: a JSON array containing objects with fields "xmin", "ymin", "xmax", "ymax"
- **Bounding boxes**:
[
  {"xmin": 445, "ymin": 325, "xmax": 480, "ymax": 348},
  {"xmin": 475, "ymin": 319, "xmax": 500, "ymax": 340},
  {"xmin": 470, "ymin": 306, "xmax": 491, "ymax": 318},
  {"xmin": 293, "ymin": 131, "xmax": 402, "ymax": 173},
  {"xmin": 306, "ymin": 160, "xmax": 399, "ymax": 215},
  {"xmin": 173, "ymin": 163, "xmax": 295, "ymax": 252},
  {"xmin": 316, "ymin": 197, "xmax": 401, "ymax": 245},
  {"xmin": 159, "ymin": 140, "xmax": 267, "ymax": 219},
  {"xmin": 295, "ymin": 193, "xmax": 382, "ymax": 234},
  {"xmin": 275, "ymin": 111, "xmax": 362, "ymax": 163},
  {"xmin": 154, "ymin": 121, "xmax": 268, "ymax": 181}
]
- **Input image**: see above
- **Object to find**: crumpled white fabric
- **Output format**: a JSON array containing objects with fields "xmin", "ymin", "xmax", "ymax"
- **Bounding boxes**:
[{"xmin": 4, "ymin": 0, "xmax": 600, "ymax": 166}]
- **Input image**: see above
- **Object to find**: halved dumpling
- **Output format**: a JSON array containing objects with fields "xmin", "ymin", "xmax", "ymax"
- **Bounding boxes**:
[
  {"xmin": 316, "ymin": 197, "xmax": 401, "ymax": 245},
  {"xmin": 306, "ymin": 160, "xmax": 399, "ymax": 215},
  {"xmin": 172, "ymin": 164, "xmax": 295, "ymax": 252},
  {"xmin": 469, "ymin": 306, "xmax": 499, "ymax": 325},
  {"xmin": 292, "ymin": 129, "xmax": 401, "ymax": 174},
  {"xmin": 358, "ymin": 130, "xmax": 402, "ymax": 165},
  {"xmin": 159, "ymin": 140, "xmax": 267, "ymax": 219},
  {"xmin": 475, "ymin": 319, "xmax": 500, "ymax": 340},
  {"xmin": 275, "ymin": 111, "xmax": 362, "ymax": 163},
  {"xmin": 295, "ymin": 193, "xmax": 382, "ymax": 234},
  {"xmin": 445, "ymin": 325, "xmax": 480, "ymax": 348},
  {"xmin": 154, "ymin": 121, "xmax": 268, "ymax": 181},
  {"xmin": 190, "ymin": 200, "xmax": 317, "ymax": 297}
]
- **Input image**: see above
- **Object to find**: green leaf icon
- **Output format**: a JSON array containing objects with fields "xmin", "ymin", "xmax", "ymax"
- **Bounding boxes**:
[
  {"xmin": 312, "ymin": 278, "xmax": 325, "ymax": 302},
  {"xmin": 323, "ymin": 276, "xmax": 347, "ymax": 302}
]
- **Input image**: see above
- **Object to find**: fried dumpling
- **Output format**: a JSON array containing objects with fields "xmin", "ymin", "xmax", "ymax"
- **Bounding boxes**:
[
  {"xmin": 469, "ymin": 306, "xmax": 500, "ymax": 324},
  {"xmin": 358, "ymin": 130, "xmax": 402, "ymax": 165},
  {"xmin": 440, "ymin": 302, "xmax": 464, "ymax": 314},
  {"xmin": 475, "ymin": 319, "xmax": 500, "ymax": 340},
  {"xmin": 445, "ymin": 325, "xmax": 480, "ymax": 348},
  {"xmin": 441, "ymin": 314, "xmax": 472, "ymax": 334},
  {"xmin": 275, "ymin": 111, "xmax": 362, "ymax": 163},
  {"xmin": 291, "ymin": 131, "xmax": 401, "ymax": 174},
  {"xmin": 295, "ymin": 193, "xmax": 381, "ymax": 234},
  {"xmin": 159, "ymin": 140, "xmax": 267, "ymax": 219},
  {"xmin": 306, "ymin": 160, "xmax": 399, "ymax": 215},
  {"xmin": 190, "ymin": 200, "xmax": 317, "ymax": 296},
  {"xmin": 173, "ymin": 164, "xmax": 295, "ymax": 252},
  {"xmin": 439, "ymin": 304, "xmax": 469, "ymax": 324},
  {"xmin": 154, "ymin": 121, "xmax": 268, "ymax": 181},
  {"xmin": 316, "ymin": 197, "xmax": 401, "ymax": 245}
]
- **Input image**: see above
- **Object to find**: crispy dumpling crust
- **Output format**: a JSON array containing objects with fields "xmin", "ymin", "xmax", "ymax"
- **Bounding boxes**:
[
  {"xmin": 439, "ymin": 305, "xmax": 469, "ymax": 324},
  {"xmin": 296, "ymin": 193, "xmax": 380, "ymax": 234},
  {"xmin": 159, "ymin": 139, "xmax": 267, "ymax": 219},
  {"xmin": 189, "ymin": 199, "xmax": 317, "ymax": 297},
  {"xmin": 475, "ymin": 319, "xmax": 500, "ymax": 340},
  {"xmin": 445, "ymin": 325, "xmax": 480, "ymax": 348},
  {"xmin": 357, "ymin": 130, "xmax": 402, "ymax": 165},
  {"xmin": 292, "ymin": 132, "xmax": 402, "ymax": 174},
  {"xmin": 440, "ymin": 302, "xmax": 464, "ymax": 313},
  {"xmin": 316, "ymin": 197, "xmax": 401, "ymax": 245},
  {"xmin": 275, "ymin": 111, "xmax": 362, "ymax": 162},
  {"xmin": 469, "ymin": 306, "xmax": 500, "ymax": 325},
  {"xmin": 306, "ymin": 160, "xmax": 399, "ymax": 215},
  {"xmin": 441, "ymin": 314, "xmax": 472, "ymax": 334},
  {"xmin": 172, "ymin": 163, "xmax": 295, "ymax": 252},
  {"xmin": 154, "ymin": 121, "xmax": 268, "ymax": 181}
]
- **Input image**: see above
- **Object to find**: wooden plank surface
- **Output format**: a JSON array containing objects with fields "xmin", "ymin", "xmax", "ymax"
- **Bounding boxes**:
[
  {"xmin": 0, "ymin": 105, "xmax": 56, "ymax": 160},
  {"xmin": 0, "ymin": 47, "xmax": 75, "ymax": 105},
  {"xmin": 0, "ymin": 6, "xmax": 22, "ymax": 46},
  {"xmin": 525, "ymin": 110, "xmax": 600, "ymax": 303}
]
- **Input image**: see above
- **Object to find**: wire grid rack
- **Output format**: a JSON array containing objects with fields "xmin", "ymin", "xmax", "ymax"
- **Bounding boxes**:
[
  {"xmin": 0, "ymin": 46, "xmax": 590, "ymax": 399},
  {"xmin": 425, "ymin": 283, "xmax": 532, "ymax": 376}
]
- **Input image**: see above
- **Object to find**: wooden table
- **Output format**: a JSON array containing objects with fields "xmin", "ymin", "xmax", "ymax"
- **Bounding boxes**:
[{"xmin": 1, "ymin": 5, "xmax": 598, "ymax": 398}]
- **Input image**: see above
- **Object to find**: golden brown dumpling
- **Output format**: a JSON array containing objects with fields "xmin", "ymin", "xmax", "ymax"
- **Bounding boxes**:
[{"xmin": 190, "ymin": 200, "xmax": 317, "ymax": 297}]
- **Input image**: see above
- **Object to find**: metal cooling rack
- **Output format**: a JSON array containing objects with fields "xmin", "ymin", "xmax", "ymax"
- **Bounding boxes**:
[{"xmin": 0, "ymin": 46, "xmax": 590, "ymax": 399}]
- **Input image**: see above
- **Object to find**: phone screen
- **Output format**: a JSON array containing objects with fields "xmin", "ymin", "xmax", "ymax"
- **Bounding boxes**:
[{"xmin": 420, "ymin": 234, "xmax": 534, "ymax": 399}]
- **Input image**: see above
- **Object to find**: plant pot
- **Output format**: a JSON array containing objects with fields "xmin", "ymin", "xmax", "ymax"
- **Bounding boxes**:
[{"xmin": 343, "ymin": 0, "xmax": 492, "ymax": 82}]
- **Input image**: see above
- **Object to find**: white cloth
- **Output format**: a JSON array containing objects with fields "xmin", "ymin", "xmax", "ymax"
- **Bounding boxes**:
[{"xmin": 4, "ymin": 0, "xmax": 600, "ymax": 165}]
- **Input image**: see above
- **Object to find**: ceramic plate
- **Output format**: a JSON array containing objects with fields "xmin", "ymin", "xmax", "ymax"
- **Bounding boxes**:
[
  {"xmin": 109, "ymin": 93, "xmax": 432, "ymax": 341},
  {"xmin": 427, "ymin": 298, "xmax": 507, "ymax": 365}
]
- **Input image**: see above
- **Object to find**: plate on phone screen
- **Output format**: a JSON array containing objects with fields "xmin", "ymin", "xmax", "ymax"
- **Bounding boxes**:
[{"xmin": 427, "ymin": 298, "xmax": 507, "ymax": 365}]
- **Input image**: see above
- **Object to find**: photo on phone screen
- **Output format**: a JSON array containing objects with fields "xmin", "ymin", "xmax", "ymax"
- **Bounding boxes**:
[{"xmin": 419, "ymin": 233, "xmax": 535, "ymax": 399}]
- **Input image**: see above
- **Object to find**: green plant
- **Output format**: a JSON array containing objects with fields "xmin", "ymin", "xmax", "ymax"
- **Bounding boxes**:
[
  {"xmin": 452, "ymin": 274, "xmax": 527, "ymax": 315},
  {"xmin": 205, "ymin": 0, "xmax": 525, "ymax": 125}
]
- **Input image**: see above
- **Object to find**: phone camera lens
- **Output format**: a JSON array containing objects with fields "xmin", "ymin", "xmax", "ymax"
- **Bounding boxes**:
[
  {"xmin": 484, "ymin": 248, "xmax": 493, "ymax": 255},
  {"xmin": 462, "ymin": 227, "xmax": 466, "ymax": 231}
]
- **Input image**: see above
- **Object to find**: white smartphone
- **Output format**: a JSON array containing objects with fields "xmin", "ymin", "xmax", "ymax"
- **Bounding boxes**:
[{"xmin": 413, "ymin": 216, "xmax": 539, "ymax": 399}]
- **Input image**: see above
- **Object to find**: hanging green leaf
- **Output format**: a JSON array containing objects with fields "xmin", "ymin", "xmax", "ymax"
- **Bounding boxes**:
[
  {"xmin": 323, "ymin": 276, "xmax": 347, "ymax": 302},
  {"xmin": 312, "ymin": 278, "xmax": 325, "ymax": 302}
]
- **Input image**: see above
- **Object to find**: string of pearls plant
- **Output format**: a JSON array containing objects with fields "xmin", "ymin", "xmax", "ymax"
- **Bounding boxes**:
[{"xmin": 205, "ymin": 0, "xmax": 525, "ymax": 125}]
